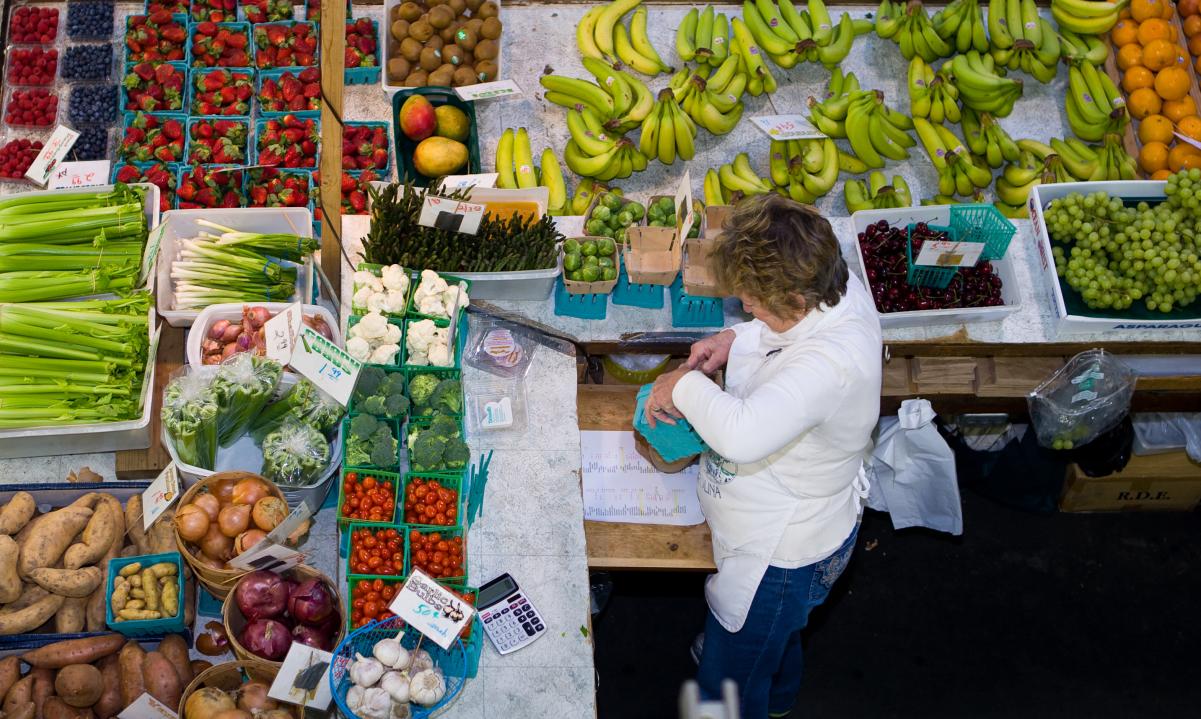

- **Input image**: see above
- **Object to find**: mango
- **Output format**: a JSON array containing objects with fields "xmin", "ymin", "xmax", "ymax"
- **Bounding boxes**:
[
  {"xmin": 434, "ymin": 105, "xmax": 471, "ymax": 143},
  {"xmin": 413, "ymin": 137, "xmax": 469, "ymax": 177},
  {"xmin": 398, "ymin": 94, "xmax": 436, "ymax": 141}
]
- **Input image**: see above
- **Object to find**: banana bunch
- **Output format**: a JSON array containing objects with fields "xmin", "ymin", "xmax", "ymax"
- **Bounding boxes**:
[
  {"xmin": 913, "ymin": 117, "xmax": 994, "ymax": 197},
  {"xmin": 1049, "ymin": 0, "xmax": 1127, "ymax": 36},
  {"xmin": 540, "ymin": 57, "xmax": 654, "ymax": 133},
  {"xmin": 908, "ymin": 56, "xmax": 960, "ymax": 123},
  {"xmin": 669, "ymin": 58, "xmax": 747, "ymax": 135},
  {"xmin": 495, "ymin": 129, "xmax": 571, "ymax": 214},
  {"xmin": 578, "ymin": 0, "xmax": 672, "ymax": 76},
  {"xmin": 741, "ymin": 0, "xmax": 857, "ymax": 69},
  {"xmin": 931, "ymin": 0, "xmax": 988, "ymax": 53},
  {"xmin": 875, "ymin": 0, "xmax": 953, "ymax": 62},
  {"xmin": 731, "ymin": 17, "xmax": 779, "ymax": 96},
  {"xmin": 1050, "ymin": 134, "xmax": 1137, "ymax": 180},
  {"xmin": 1065, "ymin": 61, "xmax": 1128, "ymax": 142},
  {"xmin": 845, "ymin": 172, "xmax": 913, "ymax": 212},
  {"xmin": 960, "ymin": 107, "xmax": 1019, "ymax": 168},
  {"xmin": 947, "ymin": 51, "xmax": 1023, "ymax": 117},
  {"xmin": 1058, "ymin": 28, "xmax": 1108, "ymax": 66},
  {"xmin": 677, "ymin": 7, "xmax": 731, "ymax": 67},
  {"xmin": 769, "ymin": 137, "xmax": 840, "ymax": 203},
  {"xmin": 640, "ymin": 89, "xmax": 697, "ymax": 165},
  {"xmin": 713, "ymin": 153, "xmax": 773, "ymax": 201},
  {"xmin": 988, "ymin": 0, "xmax": 1059, "ymax": 83}
]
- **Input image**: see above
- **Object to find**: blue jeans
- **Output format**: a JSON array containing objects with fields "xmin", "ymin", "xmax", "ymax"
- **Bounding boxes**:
[{"xmin": 697, "ymin": 526, "xmax": 859, "ymax": 718}]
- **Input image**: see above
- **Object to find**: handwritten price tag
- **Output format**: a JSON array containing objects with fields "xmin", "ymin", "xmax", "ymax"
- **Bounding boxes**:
[
  {"xmin": 749, "ymin": 115, "xmax": 825, "ymax": 141},
  {"xmin": 25, "ymin": 125, "xmax": 80, "ymax": 185},
  {"xmin": 454, "ymin": 79, "xmax": 522, "ymax": 101},
  {"xmin": 914, "ymin": 239, "xmax": 986, "ymax": 268},
  {"xmin": 49, "ymin": 160, "xmax": 111, "ymax": 189},
  {"xmin": 418, "ymin": 195, "xmax": 486, "ymax": 235},
  {"xmin": 389, "ymin": 570, "xmax": 475, "ymax": 649}
]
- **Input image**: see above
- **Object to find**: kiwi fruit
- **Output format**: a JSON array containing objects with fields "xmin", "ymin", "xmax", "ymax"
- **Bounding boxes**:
[
  {"xmin": 480, "ymin": 16, "xmax": 501, "ymax": 40},
  {"xmin": 409, "ymin": 17, "xmax": 434, "ymax": 41},
  {"xmin": 453, "ymin": 25, "xmax": 478, "ymax": 50},
  {"xmin": 477, "ymin": 1, "xmax": 499, "ymax": 19},
  {"xmin": 406, "ymin": 69, "xmax": 429, "ymax": 87},
  {"xmin": 390, "ymin": 19, "xmax": 410, "ymax": 42},
  {"xmin": 465, "ymin": 0, "xmax": 483, "ymax": 11},
  {"xmin": 399, "ymin": 37, "xmax": 423, "ymax": 62},
  {"xmin": 387, "ymin": 57, "xmax": 411, "ymax": 81},
  {"xmin": 474, "ymin": 38, "xmax": 497, "ymax": 61},
  {"xmin": 419, "ymin": 46, "xmax": 443, "ymax": 71},
  {"xmin": 428, "ymin": 5, "xmax": 454, "ymax": 29},
  {"xmin": 475, "ymin": 59, "xmax": 497, "ymax": 82},
  {"xmin": 441, "ymin": 44, "xmax": 465, "ymax": 66},
  {"xmin": 398, "ymin": 1, "xmax": 423, "ymax": 21},
  {"xmin": 429, "ymin": 65, "xmax": 455, "ymax": 86}
]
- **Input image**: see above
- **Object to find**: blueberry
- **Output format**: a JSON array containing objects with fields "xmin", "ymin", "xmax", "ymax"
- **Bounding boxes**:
[
  {"xmin": 61, "ymin": 44, "xmax": 113, "ymax": 81},
  {"xmin": 70, "ymin": 126, "xmax": 110, "ymax": 161},
  {"xmin": 67, "ymin": 84, "xmax": 118, "ymax": 126},
  {"xmin": 66, "ymin": 1, "xmax": 114, "ymax": 40}
]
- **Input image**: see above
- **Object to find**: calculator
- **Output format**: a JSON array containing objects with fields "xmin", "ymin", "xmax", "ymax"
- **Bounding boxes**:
[{"xmin": 477, "ymin": 572, "xmax": 546, "ymax": 654}]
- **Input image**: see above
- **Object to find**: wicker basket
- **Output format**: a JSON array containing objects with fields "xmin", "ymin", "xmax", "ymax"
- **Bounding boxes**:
[
  {"xmin": 223, "ymin": 564, "xmax": 345, "ymax": 669},
  {"xmin": 173, "ymin": 471, "xmax": 291, "ymax": 599},
  {"xmin": 180, "ymin": 659, "xmax": 298, "ymax": 719}
]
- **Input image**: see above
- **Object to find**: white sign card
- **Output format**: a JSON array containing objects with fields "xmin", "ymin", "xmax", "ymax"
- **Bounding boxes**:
[
  {"xmin": 261, "ymin": 301, "xmax": 304, "ymax": 364},
  {"xmin": 289, "ymin": 326, "xmax": 362, "ymax": 406},
  {"xmin": 442, "ymin": 172, "xmax": 499, "ymax": 190},
  {"xmin": 25, "ymin": 126, "xmax": 80, "ymax": 185},
  {"xmin": 118, "ymin": 693, "xmax": 177, "ymax": 719},
  {"xmin": 749, "ymin": 114, "xmax": 825, "ymax": 140},
  {"xmin": 142, "ymin": 463, "xmax": 181, "ymax": 531},
  {"xmin": 418, "ymin": 195, "xmax": 486, "ymax": 235},
  {"xmin": 913, "ymin": 239, "xmax": 987, "ymax": 268},
  {"xmin": 268, "ymin": 644, "xmax": 334, "ymax": 710},
  {"xmin": 674, "ymin": 171, "xmax": 695, "ymax": 241},
  {"xmin": 50, "ymin": 160, "xmax": 111, "ymax": 189},
  {"xmin": 454, "ymin": 79, "xmax": 522, "ymax": 101},
  {"xmin": 388, "ymin": 569, "xmax": 475, "ymax": 650}
]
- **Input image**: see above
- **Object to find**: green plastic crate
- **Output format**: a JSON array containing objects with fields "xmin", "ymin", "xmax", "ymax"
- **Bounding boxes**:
[
  {"xmin": 905, "ymin": 223, "xmax": 959, "ymax": 290},
  {"xmin": 335, "ymin": 466, "xmax": 400, "ymax": 528},
  {"xmin": 392, "ymin": 87, "xmax": 481, "ymax": 188}
]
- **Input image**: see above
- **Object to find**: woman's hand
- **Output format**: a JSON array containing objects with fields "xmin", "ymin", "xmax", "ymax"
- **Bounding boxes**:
[
  {"xmin": 686, "ymin": 329, "xmax": 736, "ymax": 374},
  {"xmin": 644, "ymin": 366, "xmax": 690, "ymax": 428}
]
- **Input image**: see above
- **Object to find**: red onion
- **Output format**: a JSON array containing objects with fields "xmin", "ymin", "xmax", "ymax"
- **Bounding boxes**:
[
  {"xmin": 241, "ymin": 619, "xmax": 292, "ymax": 661},
  {"xmin": 288, "ymin": 578, "xmax": 334, "ymax": 625},
  {"xmin": 208, "ymin": 319, "xmax": 230, "ymax": 341},
  {"xmin": 290, "ymin": 623, "xmax": 334, "ymax": 651},
  {"xmin": 234, "ymin": 570, "xmax": 289, "ymax": 621}
]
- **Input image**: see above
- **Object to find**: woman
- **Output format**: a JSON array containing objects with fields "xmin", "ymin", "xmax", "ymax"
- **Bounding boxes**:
[{"xmin": 646, "ymin": 195, "xmax": 883, "ymax": 718}]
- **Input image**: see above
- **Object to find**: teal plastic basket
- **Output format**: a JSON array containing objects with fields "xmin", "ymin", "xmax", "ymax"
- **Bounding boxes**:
[
  {"xmin": 669, "ymin": 277, "xmax": 723, "ymax": 328},
  {"xmin": 105, "ymin": 552, "xmax": 186, "ymax": 637},
  {"xmin": 905, "ymin": 224, "xmax": 958, "ymax": 290},
  {"xmin": 949, "ymin": 203, "xmax": 1016, "ymax": 261},
  {"xmin": 554, "ymin": 277, "xmax": 608, "ymax": 319}
]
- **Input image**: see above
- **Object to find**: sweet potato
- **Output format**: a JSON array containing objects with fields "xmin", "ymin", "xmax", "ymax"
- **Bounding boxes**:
[
  {"xmin": 28, "ymin": 567, "xmax": 102, "ymax": 598},
  {"xmin": 4, "ymin": 676, "xmax": 32, "ymax": 712},
  {"xmin": 56, "ymin": 596, "xmax": 87, "ymax": 633},
  {"xmin": 140, "ymin": 652, "xmax": 181, "ymax": 712},
  {"xmin": 43, "ymin": 697, "xmax": 93, "ymax": 719},
  {"xmin": 30, "ymin": 667, "xmax": 53, "ymax": 719},
  {"xmin": 92, "ymin": 656, "xmax": 121, "ymax": 719},
  {"xmin": 0, "ymin": 593, "xmax": 62, "ymax": 635},
  {"xmin": 117, "ymin": 642, "xmax": 145, "ymax": 709},
  {"xmin": 123, "ymin": 497, "xmax": 149, "ymax": 556},
  {"xmin": 0, "ymin": 535, "xmax": 21, "ymax": 603},
  {"xmin": 54, "ymin": 665, "xmax": 103, "ymax": 709},
  {"xmin": 63, "ymin": 503, "xmax": 119, "ymax": 571},
  {"xmin": 7, "ymin": 701, "xmax": 35, "ymax": 719},
  {"xmin": 17, "ymin": 506, "xmax": 92, "ymax": 578},
  {"xmin": 157, "ymin": 635, "xmax": 192, "ymax": 686},
  {"xmin": 0, "ymin": 493, "xmax": 36, "ymax": 535},
  {"xmin": 0, "ymin": 656, "xmax": 19, "ymax": 703},
  {"xmin": 21, "ymin": 634, "xmax": 126, "ymax": 669}
]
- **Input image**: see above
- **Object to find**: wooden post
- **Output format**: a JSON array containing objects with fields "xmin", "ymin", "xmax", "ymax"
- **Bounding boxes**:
[{"xmin": 319, "ymin": 0, "xmax": 348, "ymax": 298}]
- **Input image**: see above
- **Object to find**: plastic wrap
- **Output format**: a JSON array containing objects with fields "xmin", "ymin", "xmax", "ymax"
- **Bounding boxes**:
[
  {"xmin": 351, "ymin": 366, "xmax": 410, "ymax": 419},
  {"xmin": 212, "ymin": 352, "xmax": 283, "ymax": 446},
  {"xmin": 161, "ymin": 367, "xmax": 220, "ymax": 469},
  {"xmin": 261, "ymin": 420, "xmax": 330, "ymax": 487},
  {"xmin": 1027, "ymin": 350, "xmax": 1137, "ymax": 450}
]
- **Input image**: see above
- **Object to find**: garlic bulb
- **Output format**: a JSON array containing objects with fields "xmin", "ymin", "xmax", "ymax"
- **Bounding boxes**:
[
  {"xmin": 409, "ymin": 669, "xmax": 446, "ymax": 708},
  {"xmin": 349, "ymin": 653, "xmax": 385, "ymax": 688},
  {"xmin": 409, "ymin": 649, "xmax": 434, "ymax": 674},
  {"xmin": 379, "ymin": 671, "xmax": 411, "ymax": 704},
  {"xmin": 372, "ymin": 636, "xmax": 410, "ymax": 671},
  {"xmin": 358, "ymin": 687, "xmax": 392, "ymax": 719},
  {"xmin": 346, "ymin": 685, "xmax": 366, "ymax": 713}
]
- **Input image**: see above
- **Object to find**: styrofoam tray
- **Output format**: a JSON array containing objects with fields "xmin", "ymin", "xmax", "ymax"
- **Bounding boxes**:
[
  {"xmin": 187, "ymin": 302, "xmax": 341, "ymax": 367},
  {"xmin": 154, "ymin": 207, "xmax": 315, "ymax": 327},
  {"xmin": 1028, "ymin": 181, "xmax": 1201, "ymax": 333},
  {"xmin": 849, "ymin": 205, "xmax": 1022, "ymax": 329}
]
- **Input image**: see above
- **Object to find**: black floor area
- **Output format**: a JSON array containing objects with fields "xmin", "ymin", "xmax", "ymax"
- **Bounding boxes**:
[{"xmin": 593, "ymin": 492, "xmax": 1201, "ymax": 718}]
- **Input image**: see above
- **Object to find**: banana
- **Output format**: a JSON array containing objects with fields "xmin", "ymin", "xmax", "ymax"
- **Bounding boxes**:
[
  {"xmin": 677, "ymin": 8, "xmax": 699, "ymax": 61},
  {"xmin": 539, "ymin": 148, "xmax": 568, "ymax": 213},
  {"xmin": 696, "ymin": 6, "xmax": 716, "ymax": 63},
  {"xmin": 595, "ymin": 0, "xmax": 643, "ymax": 59},
  {"xmin": 577, "ymin": 7, "xmax": 604, "ymax": 60},
  {"xmin": 614, "ymin": 22, "xmax": 664, "ymax": 76},
  {"xmin": 495, "ymin": 128, "xmax": 516, "ymax": 189},
  {"xmin": 629, "ymin": 7, "xmax": 671, "ymax": 74},
  {"xmin": 541, "ymin": 75, "xmax": 616, "ymax": 118},
  {"xmin": 571, "ymin": 178, "xmax": 596, "ymax": 215}
]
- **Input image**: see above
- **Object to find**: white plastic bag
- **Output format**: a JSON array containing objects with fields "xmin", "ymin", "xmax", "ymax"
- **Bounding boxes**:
[{"xmin": 865, "ymin": 399, "xmax": 962, "ymax": 535}]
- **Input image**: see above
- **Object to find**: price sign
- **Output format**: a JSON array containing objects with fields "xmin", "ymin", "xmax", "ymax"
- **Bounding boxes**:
[
  {"xmin": 49, "ymin": 160, "xmax": 111, "ymax": 189},
  {"xmin": 289, "ymin": 326, "xmax": 362, "ymax": 406},
  {"xmin": 118, "ymin": 694, "xmax": 176, "ymax": 719},
  {"xmin": 914, "ymin": 239, "xmax": 987, "ymax": 267},
  {"xmin": 750, "ymin": 115, "xmax": 825, "ymax": 140},
  {"xmin": 388, "ymin": 570, "xmax": 475, "ymax": 650},
  {"xmin": 142, "ymin": 463, "xmax": 180, "ymax": 531},
  {"xmin": 418, "ymin": 195, "xmax": 486, "ymax": 235},
  {"xmin": 454, "ymin": 79, "xmax": 523, "ymax": 102},
  {"xmin": 268, "ymin": 644, "xmax": 334, "ymax": 709},
  {"xmin": 261, "ymin": 301, "xmax": 304, "ymax": 364},
  {"xmin": 25, "ymin": 126, "xmax": 80, "ymax": 186},
  {"xmin": 442, "ymin": 172, "xmax": 499, "ymax": 190}
]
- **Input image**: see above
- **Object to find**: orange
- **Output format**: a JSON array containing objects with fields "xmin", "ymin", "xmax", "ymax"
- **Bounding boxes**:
[
  {"xmin": 1169, "ymin": 143, "xmax": 1201, "ymax": 170},
  {"xmin": 1155, "ymin": 66, "xmax": 1191, "ymax": 100},
  {"xmin": 1139, "ymin": 114, "xmax": 1176, "ymax": 143},
  {"xmin": 1112, "ymin": 19, "xmax": 1140, "ymax": 45},
  {"xmin": 1118, "ymin": 43, "xmax": 1147, "ymax": 70},
  {"xmin": 1151, "ymin": 169, "xmax": 1173, "ymax": 180},
  {"xmin": 1132, "ymin": 0, "xmax": 1164, "ymax": 21},
  {"xmin": 1140, "ymin": 141, "xmax": 1171, "ymax": 173},
  {"xmin": 1142, "ymin": 39, "xmax": 1179, "ymax": 70},
  {"xmin": 1177, "ymin": 114, "xmax": 1201, "ymax": 139},
  {"xmin": 1137, "ymin": 17, "xmax": 1173, "ymax": 44},
  {"xmin": 1123, "ymin": 65, "xmax": 1156, "ymax": 91},
  {"xmin": 1129, "ymin": 87, "xmax": 1164, "ymax": 118},
  {"xmin": 1163, "ymin": 96, "xmax": 1198, "ymax": 122}
]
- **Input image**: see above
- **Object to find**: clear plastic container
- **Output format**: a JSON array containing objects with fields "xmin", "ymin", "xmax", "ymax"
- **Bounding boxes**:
[
  {"xmin": 3, "ymin": 44, "xmax": 59, "ymax": 87},
  {"xmin": 467, "ymin": 377, "xmax": 527, "ymax": 435}
]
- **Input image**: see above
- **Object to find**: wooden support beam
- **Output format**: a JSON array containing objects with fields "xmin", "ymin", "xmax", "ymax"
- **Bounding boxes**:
[{"xmin": 319, "ymin": 0, "xmax": 348, "ymax": 299}]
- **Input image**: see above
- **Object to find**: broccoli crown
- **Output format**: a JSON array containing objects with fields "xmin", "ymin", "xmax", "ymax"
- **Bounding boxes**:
[
  {"xmin": 442, "ymin": 438, "xmax": 470, "ymax": 469},
  {"xmin": 428, "ymin": 413, "xmax": 460, "ymax": 439},
  {"xmin": 408, "ymin": 373, "xmax": 440, "ymax": 409},
  {"xmin": 349, "ymin": 413, "xmax": 381, "ymax": 439},
  {"xmin": 430, "ymin": 379, "xmax": 462, "ymax": 414},
  {"xmin": 353, "ymin": 366, "xmax": 385, "ymax": 400},
  {"xmin": 410, "ymin": 431, "xmax": 445, "ymax": 470}
]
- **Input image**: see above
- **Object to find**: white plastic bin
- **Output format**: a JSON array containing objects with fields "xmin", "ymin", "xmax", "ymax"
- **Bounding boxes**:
[{"xmin": 187, "ymin": 302, "xmax": 342, "ymax": 367}]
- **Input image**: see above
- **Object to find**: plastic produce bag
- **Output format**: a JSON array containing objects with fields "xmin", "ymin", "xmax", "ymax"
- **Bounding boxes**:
[
  {"xmin": 1027, "ymin": 350, "xmax": 1136, "ymax": 450},
  {"xmin": 212, "ymin": 352, "xmax": 283, "ymax": 446},
  {"xmin": 261, "ymin": 420, "xmax": 330, "ymax": 487},
  {"xmin": 161, "ymin": 367, "xmax": 220, "ymax": 470},
  {"xmin": 249, "ymin": 377, "xmax": 344, "ymax": 442},
  {"xmin": 865, "ymin": 399, "xmax": 962, "ymax": 535}
]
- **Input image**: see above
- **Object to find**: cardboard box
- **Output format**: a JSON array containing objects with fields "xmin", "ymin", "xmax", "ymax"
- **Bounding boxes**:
[
  {"xmin": 625, "ymin": 225, "xmax": 680, "ymax": 286},
  {"xmin": 683, "ymin": 236, "xmax": 723, "ymax": 297},
  {"xmin": 562, "ymin": 236, "xmax": 619, "ymax": 295},
  {"xmin": 1060, "ymin": 451, "xmax": 1201, "ymax": 512}
]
